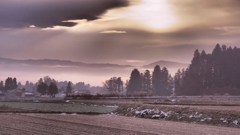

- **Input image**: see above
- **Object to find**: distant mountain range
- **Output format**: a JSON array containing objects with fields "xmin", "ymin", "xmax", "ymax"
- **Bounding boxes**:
[
  {"xmin": 0, "ymin": 57, "xmax": 133, "ymax": 69},
  {"xmin": 0, "ymin": 57, "xmax": 189, "ymax": 70},
  {"xmin": 142, "ymin": 60, "xmax": 189, "ymax": 69}
]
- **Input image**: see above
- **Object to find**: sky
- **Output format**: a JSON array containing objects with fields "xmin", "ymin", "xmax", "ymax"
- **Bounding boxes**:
[{"xmin": 1, "ymin": 0, "xmax": 240, "ymax": 85}]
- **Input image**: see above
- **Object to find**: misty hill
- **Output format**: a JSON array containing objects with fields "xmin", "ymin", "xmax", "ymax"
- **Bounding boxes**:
[
  {"xmin": 142, "ymin": 60, "xmax": 189, "ymax": 69},
  {"xmin": 0, "ymin": 57, "xmax": 132, "ymax": 69}
]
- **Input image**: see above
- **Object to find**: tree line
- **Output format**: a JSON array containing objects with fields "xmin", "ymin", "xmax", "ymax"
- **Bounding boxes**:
[
  {"xmin": 104, "ymin": 66, "xmax": 173, "ymax": 96},
  {"xmin": 2, "ymin": 44, "xmax": 240, "ymax": 97},
  {"xmin": 127, "ymin": 66, "xmax": 173, "ymax": 96},
  {"xmin": 0, "ymin": 76, "xmax": 74, "ymax": 97},
  {"xmin": 105, "ymin": 44, "xmax": 240, "ymax": 96},
  {"xmin": 175, "ymin": 44, "xmax": 240, "ymax": 95},
  {"xmin": 103, "ymin": 77, "xmax": 123, "ymax": 93},
  {"xmin": 37, "ymin": 76, "xmax": 73, "ymax": 98},
  {"xmin": 0, "ymin": 77, "xmax": 18, "ymax": 92}
]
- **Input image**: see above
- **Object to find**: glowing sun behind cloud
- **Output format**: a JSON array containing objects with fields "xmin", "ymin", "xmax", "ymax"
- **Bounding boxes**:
[
  {"xmin": 45, "ymin": 0, "xmax": 178, "ymax": 33},
  {"xmin": 127, "ymin": 0, "xmax": 178, "ymax": 31}
]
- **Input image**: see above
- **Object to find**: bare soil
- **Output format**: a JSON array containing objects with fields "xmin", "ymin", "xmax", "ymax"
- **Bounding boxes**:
[
  {"xmin": 1, "ymin": 96, "xmax": 240, "ymax": 129},
  {"xmin": 0, "ymin": 113, "xmax": 239, "ymax": 135}
]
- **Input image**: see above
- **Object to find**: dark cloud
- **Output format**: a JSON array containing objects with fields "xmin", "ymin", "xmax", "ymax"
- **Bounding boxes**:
[{"xmin": 0, "ymin": 0, "xmax": 128, "ymax": 28}]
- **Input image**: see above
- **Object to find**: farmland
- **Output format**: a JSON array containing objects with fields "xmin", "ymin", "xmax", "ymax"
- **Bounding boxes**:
[
  {"xmin": 0, "ymin": 96, "xmax": 240, "ymax": 134},
  {"xmin": 0, "ymin": 113, "xmax": 240, "ymax": 135},
  {"xmin": 0, "ymin": 101, "xmax": 117, "ymax": 114}
]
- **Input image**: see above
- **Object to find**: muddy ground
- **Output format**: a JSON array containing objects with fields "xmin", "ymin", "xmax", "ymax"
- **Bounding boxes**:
[
  {"xmin": 70, "ymin": 97, "xmax": 240, "ymax": 128},
  {"xmin": 0, "ymin": 96, "xmax": 240, "ymax": 131},
  {"xmin": 0, "ymin": 113, "xmax": 240, "ymax": 135}
]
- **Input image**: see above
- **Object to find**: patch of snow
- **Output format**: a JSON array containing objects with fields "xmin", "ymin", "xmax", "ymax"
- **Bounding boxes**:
[
  {"xmin": 135, "ymin": 111, "xmax": 141, "ymax": 115},
  {"xmin": 152, "ymin": 115, "xmax": 160, "ymax": 119},
  {"xmin": 189, "ymin": 112, "xmax": 202, "ymax": 119},
  {"xmin": 160, "ymin": 111, "xmax": 171, "ymax": 117},
  {"xmin": 135, "ymin": 109, "xmax": 150, "ymax": 115},
  {"xmin": 207, "ymin": 117, "xmax": 212, "ymax": 121},
  {"xmin": 233, "ymin": 120, "xmax": 239, "ymax": 125},
  {"xmin": 200, "ymin": 118, "xmax": 205, "ymax": 122},
  {"xmin": 60, "ymin": 113, "xmax": 67, "ymax": 115},
  {"xmin": 65, "ymin": 100, "xmax": 70, "ymax": 103},
  {"xmin": 104, "ymin": 105, "xmax": 119, "ymax": 108},
  {"xmin": 132, "ymin": 108, "xmax": 172, "ymax": 119},
  {"xmin": 127, "ymin": 108, "xmax": 136, "ymax": 113},
  {"xmin": 134, "ymin": 109, "xmax": 161, "ymax": 116},
  {"xmin": 201, "ymin": 117, "xmax": 212, "ymax": 122},
  {"xmin": 220, "ymin": 118, "xmax": 228, "ymax": 123},
  {"xmin": 171, "ymin": 99, "xmax": 177, "ymax": 102},
  {"xmin": 223, "ymin": 120, "xmax": 228, "ymax": 123}
]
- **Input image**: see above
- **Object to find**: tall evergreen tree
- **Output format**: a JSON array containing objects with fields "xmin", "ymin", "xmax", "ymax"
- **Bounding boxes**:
[
  {"xmin": 48, "ymin": 82, "xmax": 58, "ymax": 98},
  {"xmin": 66, "ymin": 81, "xmax": 72, "ymax": 95},
  {"xmin": 152, "ymin": 65, "xmax": 161, "ymax": 95},
  {"xmin": 175, "ymin": 44, "xmax": 240, "ymax": 95},
  {"xmin": 142, "ymin": 70, "xmax": 151, "ymax": 92},
  {"xmin": 4, "ymin": 77, "xmax": 18, "ymax": 91},
  {"xmin": 0, "ymin": 81, "xmax": 4, "ymax": 91},
  {"xmin": 37, "ymin": 79, "xmax": 48, "ymax": 95},
  {"xmin": 127, "ymin": 69, "xmax": 142, "ymax": 95},
  {"xmin": 161, "ymin": 67, "xmax": 171, "ymax": 96},
  {"xmin": 13, "ymin": 78, "xmax": 18, "ymax": 89},
  {"xmin": 116, "ymin": 77, "xmax": 124, "ymax": 92}
]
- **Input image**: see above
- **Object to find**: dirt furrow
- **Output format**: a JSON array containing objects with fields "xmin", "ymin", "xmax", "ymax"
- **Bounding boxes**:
[{"xmin": 0, "ymin": 113, "xmax": 240, "ymax": 135}]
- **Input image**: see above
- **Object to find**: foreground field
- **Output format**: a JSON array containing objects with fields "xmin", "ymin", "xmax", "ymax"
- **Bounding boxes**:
[
  {"xmin": 0, "ymin": 101, "xmax": 117, "ymax": 114},
  {"xmin": 0, "ymin": 113, "xmax": 239, "ymax": 135},
  {"xmin": 0, "ymin": 96, "xmax": 240, "ymax": 129}
]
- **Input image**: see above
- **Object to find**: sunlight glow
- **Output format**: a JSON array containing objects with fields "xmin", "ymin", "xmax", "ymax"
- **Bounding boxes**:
[
  {"xmin": 44, "ymin": 0, "xmax": 178, "ymax": 33},
  {"xmin": 128, "ymin": 0, "xmax": 177, "ymax": 30}
]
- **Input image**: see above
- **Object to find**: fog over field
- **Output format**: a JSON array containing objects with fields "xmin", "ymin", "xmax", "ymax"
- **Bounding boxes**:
[{"xmin": 0, "ymin": 57, "xmax": 188, "ymax": 85}]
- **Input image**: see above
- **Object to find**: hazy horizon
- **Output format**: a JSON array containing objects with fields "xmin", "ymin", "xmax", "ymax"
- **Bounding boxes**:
[{"xmin": 0, "ymin": 57, "xmax": 188, "ymax": 86}]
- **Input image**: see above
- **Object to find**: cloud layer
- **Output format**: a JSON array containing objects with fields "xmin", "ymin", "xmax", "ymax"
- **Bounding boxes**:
[
  {"xmin": 170, "ymin": 0, "xmax": 240, "ymax": 28},
  {"xmin": 0, "ymin": 0, "xmax": 128, "ymax": 28}
]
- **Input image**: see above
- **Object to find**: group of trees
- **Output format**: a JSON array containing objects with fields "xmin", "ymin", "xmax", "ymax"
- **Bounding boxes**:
[
  {"xmin": 0, "ymin": 75, "xmax": 92, "ymax": 97},
  {"xmin": 36, "ymin": 76, "xmax": 76, "ymax": 97},
  {"xmin": 104, "ymin": 66, "xmax": 173, "ymax": 96},
  {"xmin": 0, "ymin": 77, "xmax": 18, "ymax": 91},
  {"xmin": 126, "ymin": 66, "xmax": 173, "ymax": 96},
  {"xmin": 66, "ymin": 81, "xmax": 72, "ymax": 95},
  {"xmin": 103, "ymin": 77, "xmax": 123, "ymax": 93},
  {"xmin": 37, "ymin": 77, "xmax": 59, "ymax": 97},
  {"xmin": 175, "ymin": 44, "xmax": 240, "ymax": 95}
]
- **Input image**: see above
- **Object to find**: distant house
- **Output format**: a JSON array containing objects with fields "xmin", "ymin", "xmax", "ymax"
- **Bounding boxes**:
[
  {"xmin": 24, "ymin": 92, "xmax": 35, "ymax": 97},
  {"xmin": 73, "ymin": 89, "xmax": 91, "ymax": 95},
  {"xmin": 3, "ymin": 88, "xmax": 25, "ymax": 98}
]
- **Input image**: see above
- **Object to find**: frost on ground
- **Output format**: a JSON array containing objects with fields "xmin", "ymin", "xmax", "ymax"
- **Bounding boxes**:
[
  {"xmin": 233, "ymin": 120, "xmax": 239, "ymax": 126},
  {"xmin": 117, "ymin": 107, "xmax": 240, "ymax": 128}
]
